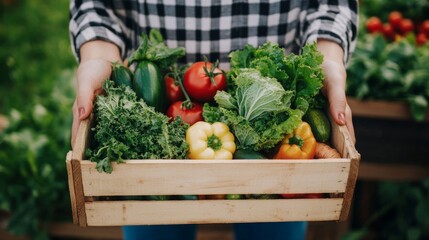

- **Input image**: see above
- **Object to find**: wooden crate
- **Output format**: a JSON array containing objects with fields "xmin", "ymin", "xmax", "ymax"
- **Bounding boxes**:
[{"xmin": 66, "ymin": 115, "xmax": 360, "ymax": 227}]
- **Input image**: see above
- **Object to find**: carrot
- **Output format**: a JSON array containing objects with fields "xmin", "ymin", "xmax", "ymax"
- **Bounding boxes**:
[{"xmin": 314, "ymin": 142, "xmax": 341, "ymax": 159}]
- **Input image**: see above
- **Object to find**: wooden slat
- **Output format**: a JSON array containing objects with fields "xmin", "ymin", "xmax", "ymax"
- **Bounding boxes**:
[
  {"xmin": 72, "ymin": 114, "xmax": 93, "ymax": 160},
  {"xmin": 71, "ymin": 159, "xmax": 88, "ymax": 227},
  {"xmin": 358, "ymin": 162, "xmax": 429, "ymax": 181},
  {"xmin": 48, "ymin": 222, "xmax": 122, "ymax": 239},
  {"xmin": 85, "ymin": 199, "xmax": 343, "ymax": 226},
  {"xmin": 66, "ymin": 151, "xmax": 78, "ymax": 224},
  {"xmin": 80, "ymin": 159, "xmax": 350, "ymax": 196},
  {"xmin": 329, "ymin": 117, "xmax": 361, "ymax": 221},
  {"xmin": 347, "ymin": 97, "xmax": 429, "ymax": 121}
]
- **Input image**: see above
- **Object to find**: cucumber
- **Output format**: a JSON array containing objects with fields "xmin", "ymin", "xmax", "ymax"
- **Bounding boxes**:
[
  {"xmin": 111, "ymin": 62, "xmax": 133, "ymax": 88},
  {"xmin": 233, "ymin": 149, "xmax": 266, "ymax": 159},
  {"xmin": 304, "ymin": 109, "xmax": 331, "ymax": 143},
  {"xmin": 132, "ymin": 61, "xmax": 166, "ymax": 112}
]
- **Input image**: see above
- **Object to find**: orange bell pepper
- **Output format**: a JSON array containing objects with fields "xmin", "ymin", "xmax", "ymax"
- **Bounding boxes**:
[{"xmin": 274, "ymin": 121, "xmax": 316, "ymax": 159}]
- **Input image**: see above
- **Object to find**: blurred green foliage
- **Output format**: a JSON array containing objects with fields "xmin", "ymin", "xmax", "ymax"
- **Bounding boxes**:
[
  {"xmin": 0, "ymin": 0, "xmax": 76, "ymax": 111},
  {"xmin": 0, "ymin": 0, "xmax": 77, "ymax": 239},
  {"xmin": 360, "ymin": 0, "xmax": 429, "ymax": 22}
]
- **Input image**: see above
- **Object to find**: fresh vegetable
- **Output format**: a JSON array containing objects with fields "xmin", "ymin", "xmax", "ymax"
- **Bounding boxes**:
[
  {"xmin": 314, "ymin": 142, "xmax": 341, "ymax": 159},
  {"xmin": 233, "ymin": 149, "xmax": 266, "ymax": 159},
  {"xmin": 128, "ymin": 29, "xmax": 185, "ymax": 72},
  {"xmin": 399, "ymin": 18, "xmax": 414, "ymax": 35},
  {"xmin": 420, "ymin": 20, "xmax": 429, "ymax": 36},
  {"xmin": 164, "ymin": 64, "xmax": 188, "ymax": 104},
  {"xmin": 346, "ymin": 34, "xmax": 429, "ymax": 121},
  {"xmin": 228, "ymin": 42, "xmax": 325, "ymax": 109},
  {"xmin": 186, "ymin": 121, "xmax": 236, "ymax": 160},
  {"xmin": 382, "ymin": 23, "xmax": 395, "ymax": 40},
  {"xmin": 365, "ymin": 11, "xmax": 429, "ymax": 46},
  {"xmin": 165, "ymin": 75, "xmax": 185, "ymax": 103},
  {"xmin": 388, "ymin": 11, "xmax": 403, "ymax": 30},
  {"xmin": 111, "ymin": 62, "xmax": 133, "ymax": 88},
  {"xmin": 183, "ymin": 60, "xmax": 227, "ymax": 102},
  {"xmin": 166, "ymin": 101, "xmax": 203, "ymax": 125},
  {"xmin": 274, "ymin": 121, "xmax": 316, "ymax": 159},
  {"xmin": 366, "ymin": 16, "xmax": 383, "ymax": 33},
  {"xmin": 416, "ymin": 33, "xmax": 428, "ymax": 46},
  {"xmin": 203, "ymin": 68, "xmax": 303, "ymax": 151},
  {"xmin": 87, "ymin": 80, "xmax": 189, "ymax": 173},
  {"xmin": 303, "ymin": 109, "xmax": 331, "ymax": 143},
  {"xmin": 132, "ymin": 60, "xmax": 166, "ymax": 112},
  {"xmin": 204, "ymin": 43, "xmax": 325, "ymax": 151}
]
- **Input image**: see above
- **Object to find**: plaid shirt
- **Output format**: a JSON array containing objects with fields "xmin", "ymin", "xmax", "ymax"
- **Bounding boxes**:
[{"xmin": 69, "ymin": 0, "xmax": 358, "ymax": 67}]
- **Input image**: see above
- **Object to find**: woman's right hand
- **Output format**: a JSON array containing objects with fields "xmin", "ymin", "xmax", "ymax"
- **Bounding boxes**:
[{"xmin": 71, "ymin": 41, "xmax": 121, "ymax": 148}]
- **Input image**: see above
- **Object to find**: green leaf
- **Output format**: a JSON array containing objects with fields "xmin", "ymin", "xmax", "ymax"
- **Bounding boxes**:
[
  {"xmin": 341, "ymin": 229, "xmax": 368, "ymax": 240},
  {"xmin": 407, "ymin": 228, "xmax": 422, "ymax": 240},
  {"xmin": 408, "ymin": 95, "xmax": 428, "ymax": 122}
]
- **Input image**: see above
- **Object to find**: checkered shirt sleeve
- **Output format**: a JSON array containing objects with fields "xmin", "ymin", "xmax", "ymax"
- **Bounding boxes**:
[{"xmin": 69, "ymin": 0, "xmax": 358, "ymax": 65}]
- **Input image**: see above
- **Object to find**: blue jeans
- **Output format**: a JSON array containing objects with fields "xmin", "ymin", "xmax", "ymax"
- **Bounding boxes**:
[{"xmin": 123, "ymin": 222, "xmax": 307, "ymax": 240}]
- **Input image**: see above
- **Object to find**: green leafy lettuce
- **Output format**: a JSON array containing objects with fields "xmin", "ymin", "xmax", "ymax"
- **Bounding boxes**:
[
  {"xmin": 204, "ymin": 69, "xmax": 304, "ymax": 151},
  {"xmin": 205, "ymin": 42, "xmax": 325, "ymax": 151},
  {"xmin": 88, "ymin": 80, "xmax": 189, "ymax": 173},
  {"xmin": 229, "ymin": 42, "xmax": 325, "ymax": 109},
  {"xmin": 128, "ymin": 29, "xmax": 186, "ymax": 71}
]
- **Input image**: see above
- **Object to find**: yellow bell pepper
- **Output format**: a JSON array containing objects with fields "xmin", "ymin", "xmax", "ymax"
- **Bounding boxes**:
[
  {"xmin": 274, "ymin": 121, "xmax": 316, "ymax": 159},
  {"xmin": 186, "ymin": 121, "xmax": 236, "ymax": 160}
]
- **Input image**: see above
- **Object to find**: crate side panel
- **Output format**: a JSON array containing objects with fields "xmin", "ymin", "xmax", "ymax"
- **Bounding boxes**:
[
  {"xmin": 85, "ymin": 199, "xmax": 343, "ymax": 226},
  {"xmin": 80, "ymin": 160, "xmax": 350, "ymax": 196}
]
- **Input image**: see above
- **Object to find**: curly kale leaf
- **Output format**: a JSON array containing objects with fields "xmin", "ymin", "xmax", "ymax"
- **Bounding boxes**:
[{"xmin": 88, "ymin": 80, "xmax": 188, "ymax": 173}]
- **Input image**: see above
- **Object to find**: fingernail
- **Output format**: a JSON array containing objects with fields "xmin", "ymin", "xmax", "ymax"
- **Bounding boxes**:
[
  {"xmin": 338, "ymin": 112, "xmax": 346, "ymax": 124},
  {"xmin": 79, "ymin": 107, "xmax": 85, "ymax": 119}
]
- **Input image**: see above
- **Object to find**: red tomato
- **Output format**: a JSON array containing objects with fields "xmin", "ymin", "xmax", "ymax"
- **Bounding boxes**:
[
  {"xmin": 366, "ymin": 17, "xmax": 383, "ymax": 33},
  {"xmin": 166, "ymin": 101, "xmax": 203, "ymax": 125},
  {"xmin": 165, "ymin": 75, "xmax": 185, "ymax": 104},
  {"xmin": 399, "ymin": 19, "xmax": 414, "ymax": 35},
  {"xmin": 419, "ymin": 20, "xmax": 429, "ymax": 36},
  {"xmin": 416, "ymin": 33, "xmax": 428, "ymax": 46},
  {"xmin": 382, "ymin": 23, "xmax": 395, "ymax": 40},
  {"xmin": 183, "ymin": 61, "xmax": 227, "ymax": 102},
  {"xmin": 388, "ymin": 11, "xmax": 402, "ymax": 30}
]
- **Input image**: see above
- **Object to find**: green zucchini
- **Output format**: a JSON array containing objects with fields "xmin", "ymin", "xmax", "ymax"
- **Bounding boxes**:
[
  {"xmin": 111, "ymin": 62, "xmax": 133, "ymax": 88},
  {"xmin": 132, "ymin": 61, "xmax": 166, "ymax": 112},
  {"xmin": 303, "ymin": 109, "xmax": 331, "ymax": 143},
  {"xmin": 233, "ymin": 149, "xmax": 266, "ymax": 159}
]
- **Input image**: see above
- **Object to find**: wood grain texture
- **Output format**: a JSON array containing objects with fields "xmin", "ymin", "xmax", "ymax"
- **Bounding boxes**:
[
  {"xmin": 85, "ymin": 199, "xmax": 343, "ymax": 226},
  {"xmin": 359, "ymin": 162, "xmax": 429, "ymax": 181},
  {"xmin": 72, "ymin": 114, "xmax": 93, "ymax": 160},
  {"xmin": 347, "ymin": 97, "xmax": 429, "ymax": 121},
  {"xmin": 80, "ymin": 159, "xmax": 350, "ymax": 196},
  {"xmin": 66, "ymin": 151, "xmax": 78, "ymax": 225},
  {"xmin": 71, "ymin": 159, "xmax": 88, "ymax": 227},
  {"xmin": 329, "ymin": 116, "xmax": 361, "ymax": 221},
  {"xmin": 66, "ymin": 111, "xmax": 360, "ymax": 225}
]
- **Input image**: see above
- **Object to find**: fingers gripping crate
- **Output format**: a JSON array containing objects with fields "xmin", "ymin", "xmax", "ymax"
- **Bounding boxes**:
[{"xmin": 66, "ymin": 115, "xmax": 360, "ymax": 227}]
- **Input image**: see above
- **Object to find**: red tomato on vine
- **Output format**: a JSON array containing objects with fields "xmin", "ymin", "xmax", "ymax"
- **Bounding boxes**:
[
  {"xmin": 183, "ymin": 60, "xmax": 227, "ymax": 102},
  {"xmin": 166, "ymin": 101, "xmax": 203, "ymax": 126}
]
